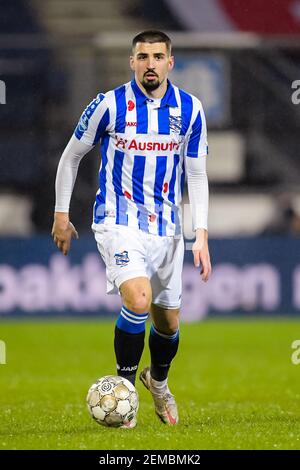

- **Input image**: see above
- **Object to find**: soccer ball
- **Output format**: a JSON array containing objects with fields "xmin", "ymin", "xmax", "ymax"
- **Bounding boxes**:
[{"xmin": 86, "ymin": 375, "xmax": 139, "ymax": 427}]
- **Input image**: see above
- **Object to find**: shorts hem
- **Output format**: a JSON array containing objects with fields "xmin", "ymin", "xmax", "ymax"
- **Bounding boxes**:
[
  {"xmin": 114, "ymin": 270, "xmax": 149, "ymax": 290},
  {"xmin": 152, "ymin": 300, "xmax": 182, "ymax": 310}
]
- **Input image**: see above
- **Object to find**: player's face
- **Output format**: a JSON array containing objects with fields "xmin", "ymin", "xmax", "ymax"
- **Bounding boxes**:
[{"xmin": 130, "ymin": 42, "xmax": 174, "ymax": 93}]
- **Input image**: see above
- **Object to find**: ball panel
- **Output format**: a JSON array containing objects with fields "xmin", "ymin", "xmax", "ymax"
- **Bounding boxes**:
[
  {"xmin": 115, "ymin": 399, "xmax": 131, "ymax": 416},
  {"xmin": 129, "ymin": 391, "xmax": 139, "ymax": 409},
  {"xmin": 88, "ymin": 390, "xmax": 100, "ymax": 407},
  {"xmin": 100, "ymin": 394, "xmax": 117, "ymax": 412},
  {"xmin": 120, "ymin": 377, "xmax": 137, "ymax": 392},
  {"xmin": 105, "ymin": 411, "xmax": 123, "ymax": 426},
  {"xmin": 91, "ymin": 405, "xmax": 106, "ymax": 422},
  {"xmin": 114, "ymin": 384, "xmax": 130, "ymax": 400}
]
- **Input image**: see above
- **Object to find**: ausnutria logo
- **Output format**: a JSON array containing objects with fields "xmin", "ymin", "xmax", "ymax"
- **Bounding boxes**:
[{"xmin": 115, "ymin": 135, "xmax": 182, "ymax": 152}]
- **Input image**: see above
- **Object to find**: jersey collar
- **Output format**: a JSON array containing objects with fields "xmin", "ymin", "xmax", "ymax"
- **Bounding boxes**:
[{"xmin": 131, "ymin": 78, "xmax": 178, "ymax": 108}]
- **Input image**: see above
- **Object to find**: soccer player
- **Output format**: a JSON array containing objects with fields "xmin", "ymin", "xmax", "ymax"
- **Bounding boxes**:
[{"xmin": 52, "ymin": 30, "xmax": 211, "ymax": 427}]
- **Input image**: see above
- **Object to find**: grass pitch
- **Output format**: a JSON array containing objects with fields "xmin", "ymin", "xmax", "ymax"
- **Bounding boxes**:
[{"xmin": 0, "ymin": 319, "xmax": 300, "ymax": 450}]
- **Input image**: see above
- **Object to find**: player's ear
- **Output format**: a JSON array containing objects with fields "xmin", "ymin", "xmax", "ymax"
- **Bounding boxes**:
[
  {"xmin": 130, "ymin": 56, "xmax": 135, "ymax": 71},
  {"xmin": 168, "ymin": 56, "xmax": 174, "ymax": 72}
]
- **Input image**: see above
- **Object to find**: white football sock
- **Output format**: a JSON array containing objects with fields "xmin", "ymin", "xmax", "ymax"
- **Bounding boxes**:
[{"xmin": 150, "ymin": 377, "xmax": 168, "ymax": 395}]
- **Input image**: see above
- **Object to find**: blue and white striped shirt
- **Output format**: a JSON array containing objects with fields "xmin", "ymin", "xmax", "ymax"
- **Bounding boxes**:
[{"xmin": 74, "ymin": 79, "xmax": 208, "ymax": 237}]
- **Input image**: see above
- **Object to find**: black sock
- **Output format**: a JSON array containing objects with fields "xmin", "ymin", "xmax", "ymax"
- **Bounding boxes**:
[
  {"xmin": 149, "ymin": 324, "xmax": 179, "ymax": 381},
  {"xmin": 114, "ymin": 326, "xmax": 145, "ymax": 385}
]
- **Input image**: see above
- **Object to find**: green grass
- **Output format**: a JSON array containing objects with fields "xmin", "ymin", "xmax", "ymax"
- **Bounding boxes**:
[{"xmin": 0, "ymin": 319, "xmax": 300, "ymax": 450}]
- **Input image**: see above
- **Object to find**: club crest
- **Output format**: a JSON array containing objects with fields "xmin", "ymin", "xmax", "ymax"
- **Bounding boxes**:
[
  {"xmin": 114, "ymin": 250, "xmax": 130, "ymax": 266},
  {"xmin": 169, "ymin": 116, "xmax": 182, "ymax": 134}
]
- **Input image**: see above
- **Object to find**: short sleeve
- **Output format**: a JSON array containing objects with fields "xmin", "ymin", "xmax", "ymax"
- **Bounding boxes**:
[
  {"xmin": 185, "ymin": 98, "xmax": 208, "ymax": 158},
  {"xmin": 74, "ymin": 93, "xmax": 110, "ymax": 146}
]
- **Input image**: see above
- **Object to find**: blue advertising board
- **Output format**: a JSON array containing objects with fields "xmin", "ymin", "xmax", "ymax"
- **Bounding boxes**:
[{"xmin": 0, "ymin": 236, "xmax": 300, "ymax": 321}]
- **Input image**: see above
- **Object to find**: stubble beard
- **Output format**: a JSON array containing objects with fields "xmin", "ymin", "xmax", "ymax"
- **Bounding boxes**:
[{"xmin": 141, "ymin": 77, "xmax": 161, "ymax": 92}]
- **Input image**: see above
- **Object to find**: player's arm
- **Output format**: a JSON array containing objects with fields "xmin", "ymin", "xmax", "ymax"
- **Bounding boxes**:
[
  {"xmin": 52, "ymin": 136, "xmax": 92, "ymax": 255},
  {"xmin": 52, "ymin": 93, "xmax": 109, "ymax": 255},
  {"xmin": 185, "ymin": 98, "xmax": 211, "ymax": 282},
  {"xmin": 185, "ymin": 156, "xmax": 211, "ymax": 282}
]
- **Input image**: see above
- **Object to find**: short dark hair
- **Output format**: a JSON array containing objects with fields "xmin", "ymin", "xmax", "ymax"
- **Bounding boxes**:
[{"xmin": 132, "ymin": 30, "xmax": 172, "ymax": 55}]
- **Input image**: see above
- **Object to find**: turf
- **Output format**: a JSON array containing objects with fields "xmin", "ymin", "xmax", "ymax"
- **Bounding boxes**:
[{"xmin": 0, "ymin": 319, "xmax": 300, "ymax": 450}]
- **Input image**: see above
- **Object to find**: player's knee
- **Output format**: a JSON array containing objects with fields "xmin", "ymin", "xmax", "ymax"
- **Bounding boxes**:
[
  {"xmin": 151, "ymin": 305, "xmax": 180, "ymax": 335},
  {"xmin": 169, "ymin": 323, "xmax": 179, "ymax": 335},
  {"xmin": 157, "ymin": 322, "xmax": 179, "ymax": 336},
  {"xmin": 121, "ymin": 289, "xmax": 151, "ymax": 313},
  {"xmin": 153, "ymin": 315, "xmax": 179, "ymax": 335},
  {"xmin": 120, "ymin": 278, "xmax": 152, "ymax": 314},
  {"xmin": 124, "ymin": 294, "xmax": 151, "ymax": 314}
]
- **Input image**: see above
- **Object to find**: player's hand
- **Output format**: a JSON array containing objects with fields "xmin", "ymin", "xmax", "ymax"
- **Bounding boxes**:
[
  {"xmin": 192, "ymin": 228, "xmax": 212, "ymax": 282},
  {"xmin": 51, "ymin": 212, "xmax": 79, "ymax": 256}
]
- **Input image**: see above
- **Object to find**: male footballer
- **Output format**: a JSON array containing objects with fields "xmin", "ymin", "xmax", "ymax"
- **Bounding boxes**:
[{"xmin": 52, "ymin": 30, "xmax": 211, "ymax": 428}]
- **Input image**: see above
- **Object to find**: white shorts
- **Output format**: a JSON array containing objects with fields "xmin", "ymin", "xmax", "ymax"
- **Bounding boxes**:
[{"xmin": 93, "ymin": 224, "xmax": 184, "ymax": 309}]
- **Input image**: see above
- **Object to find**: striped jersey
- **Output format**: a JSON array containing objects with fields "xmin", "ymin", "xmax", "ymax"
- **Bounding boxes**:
[{"xmin": 74, "ymin": 79, "xmax": 208, "ymax": 237}]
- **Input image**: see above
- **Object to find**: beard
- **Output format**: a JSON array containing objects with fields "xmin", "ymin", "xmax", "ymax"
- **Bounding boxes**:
[{"xmin": 141, "ymin": 75, "xmax": 161, "ymax": 91}]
